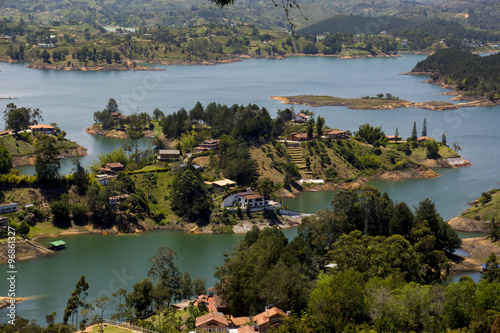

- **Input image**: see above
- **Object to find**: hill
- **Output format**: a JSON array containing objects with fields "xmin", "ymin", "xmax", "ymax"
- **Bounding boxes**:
[{"xmin": 412, "ymin": 49, "xmax": 500, "ymax": 100}]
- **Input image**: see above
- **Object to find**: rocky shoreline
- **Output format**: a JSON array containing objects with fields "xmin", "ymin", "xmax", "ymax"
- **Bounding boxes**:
[{"xmin": 27, "ymin": 62, "xmax": 165, "ymax": 71}]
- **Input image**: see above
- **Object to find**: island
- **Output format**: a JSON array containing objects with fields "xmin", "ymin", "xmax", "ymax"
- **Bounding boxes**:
[{"xmin": 272, "ymin": 93, "xmax": 498, "ymax": 111}]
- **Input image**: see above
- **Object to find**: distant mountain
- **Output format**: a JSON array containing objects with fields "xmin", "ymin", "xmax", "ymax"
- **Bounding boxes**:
[{"xmin": 298, "ymin": 15, "xmax": 411, "ymax": 35}]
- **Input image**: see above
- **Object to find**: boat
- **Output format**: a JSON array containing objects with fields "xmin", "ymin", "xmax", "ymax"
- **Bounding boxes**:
[{"xmin": 47, "ymin": 240, "xmax": 66, "ymax": 250}]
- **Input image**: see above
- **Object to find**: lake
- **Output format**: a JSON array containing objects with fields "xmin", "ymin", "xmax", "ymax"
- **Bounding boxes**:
[{"xmin": 0, "ymin": 53, "xmax": 498, "ymax": 323}]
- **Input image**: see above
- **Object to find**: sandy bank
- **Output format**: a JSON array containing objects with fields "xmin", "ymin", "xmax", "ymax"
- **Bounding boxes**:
[
  {"xmin": 0, "ymin": 297, "xmax": 25, "ymax": 310},
  {"xmin": 448, "ymin": 216, "xmax": 489, "ymax": 233},
  {"xmin": 0, "ymin": 238, "xmax": 54, "ymax": 264}
]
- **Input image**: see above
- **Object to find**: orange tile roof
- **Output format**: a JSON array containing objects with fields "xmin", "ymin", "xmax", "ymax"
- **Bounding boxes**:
[
  {"xmin": 195, "ymin": 312, "xmax": 229, "ymax": 327},
  {"xmin": 231, "ymin": 317, "xmax": 252, "ymax": 327},
  {"xmin": 252, "ymin": 307, "xmax": 287, "ymax": 327},
  {"xmin": 30, "ymin": 124, "xmax": 54, "ymax": 130},
  {"xmin": 238, "ymin": 325, "xmax": 256, "ymax": 333}
]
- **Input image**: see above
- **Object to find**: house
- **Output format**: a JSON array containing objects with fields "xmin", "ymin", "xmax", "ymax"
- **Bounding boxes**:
[
  {"xmin": 194, "ymin": 140, "xmax": 220, "ymax": 153},
  {"xmin": 96, "ymin": 174, "xmax": 115, "ymax": 186},
  {"xmin": 417, "ymin": 136, "xmax": 433, "ymax": 142},
  {"xmin": 37, "ymin": 43, "xmax": 55, "ymax": 48},
  {"xmin": 223, "ymin": 188, "xmax": 264, "ymax": 210},
  {"xmin": 157, "ymin": 149, "xmax": 181, "ymax": 162},
  {"xmin": 252, "ymin": 307, "xmax": 287, "ymax": 332},
  {"xmin": 386, "ymin": 135, "xmax": 401, "ymax": 141},
  {"xmin": 237, "ymin": 326, "xmax": 256, "ymax": 333},
  {"xmin": 209, "ymin": 179, "xmax": 237, "ymax": 191},
  {"xmin": 0, "ymin": 216, "xmax": 8, "ymax": 229},
  {"xmin": 324, "ymin": 129, "xmax": 349, "ymax": 140},
  {"xmin": 102, "ymin": 162, "xmax": 124, "ymax": 174},
  {"xmin": 195, "ymin": 312, "xmax": 229, "ymax": 333},
  {"xmin": 286, "ymin": 132, "xmax": 317, "ymax": 141},
  {"xmin": 29, "ymin": 124, "xmax": 56, "ymax": 135},
  {"xmin": 109, "ymin": 194, "xmax": 130, "ymax": 206},
  {"xmin": 291, "ymin": 113, "xmax": 309, "ymax": 123},
  {"xmin": 0, "ymin": 202, "xmax": 17, "ymax": 214}
]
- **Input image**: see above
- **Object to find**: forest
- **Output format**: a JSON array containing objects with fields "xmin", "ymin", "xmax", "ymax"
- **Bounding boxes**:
[{"xmin": 413, "ymin": 49, "xmax": 500, "ymax": 100}]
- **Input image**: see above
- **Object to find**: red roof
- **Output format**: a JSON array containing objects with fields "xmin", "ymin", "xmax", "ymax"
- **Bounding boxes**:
[
  {"xmin": 195, "ymin": 312, "xmax": 229, "ymax": 328},
  {"xmin": 252, "ymin": 307, "xmax": 287, "ymax": 327}
]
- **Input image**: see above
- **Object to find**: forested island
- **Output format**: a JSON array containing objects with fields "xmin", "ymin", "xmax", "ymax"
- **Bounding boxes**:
[{"xmin": 411, "ymin": 49, "xmax": 500, "ymax": 101}]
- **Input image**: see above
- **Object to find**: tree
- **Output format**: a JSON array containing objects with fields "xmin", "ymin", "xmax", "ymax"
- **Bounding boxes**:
[
  {"xmin": 63, "ymin": 275, "xmax": 89, "ymax": 326},
  {"xmin": 189, "ymin": 101, "xmax": 204, "ymax": 123},
  {"xmin": 83, "ymin": 28, "xmax": 91, "ymax": 41},
  {"xmin": 153, "ymin": 108, "xmax": 164, "ymax": 122},
  {"xmin": 394, "ymin": 127, "xmax": 400, "ymax": 143},
  {"xmin": 72, "ymin": 158, "xmax": 90, "ymax": 194},
  {"xmin": 0, "ymin": 145, "xmax": 13, "ymax": 174},
  {"xmin": 111, "ymin": 288, "xmax": 130, "ymax": 324},
  {"xmin": 50, "ymin": 199, "xmax": 71, "ymax": 227},
  {"xmin": 355, "ymin": 123, "xmax": 388, "ymax": 146},
  {"xmin": 306, "ymin": 119, "xmax": 314, "ymax": 140},
  {"xmin": 482, "ymin": 253, "xmax": 500, "ymax": 283},
  {"xmin": 91, "ymin": 297, "xmax": 112, "ymax": 333},
  {"xmin": 308, "ymin": 270, "xmax": 367, "ymax": 331},
  {"xmin": 316, "ymin": 116, "xmax": 324, "ymax": 137},
  {"xmin": 425, "ymin": 139, "xmax": 440, "ymax": 159},
  {"xmin": 3, "ymin": 103, "xmax": 43, "ymax": 133},
  {"xmin": 127, "ymin": 113, "xmax": 145, "ymax": 160},
  {"xmin": 441, "ymin": 133, "xmax": 447, "ymax": 147},
  {"xmin": 170, "ymin": 166, "xmax": 211, "ymax": 221},
  {"xmin": 257, "ymin": 178, "xmax": 274, "ymax": 208},
  {"xmin": 127, "ymin": 278, "xmax": 153, "ymax": 317},
  {"xmin": 35, "ymin": 136, "xmax": 60, "ymax": 182},
  {"xmin": 18, "ymin": 221, "xmax": 30, "ymax": 235},
  {"xmin": 422, "ymin": 118, "xmax": 427, "ymax": 137},
  {"xmin": 106, "ymin": 98, "xmax": 119, "ymax": 114},
  {"xmin": 452, "ymin": 141, "xmax": 462, "ymax": 153},
  {"xmin": 411, "ymin": 121, "xmax": 418, "ymax": 141},
  {"xmin": 41, "ymin": 49, "xmax": 50, "ymax": 62}
]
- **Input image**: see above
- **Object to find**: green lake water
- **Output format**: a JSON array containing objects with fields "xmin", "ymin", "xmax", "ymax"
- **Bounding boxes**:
[{"xmin": 0, "ymin": 54, "xmax": 498, "ymax": 322}]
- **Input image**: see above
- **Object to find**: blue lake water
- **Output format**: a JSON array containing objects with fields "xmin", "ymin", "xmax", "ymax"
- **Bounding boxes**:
[{"xmin": 0, "ymin": 53, "xmax": 498, "ymax": 323}]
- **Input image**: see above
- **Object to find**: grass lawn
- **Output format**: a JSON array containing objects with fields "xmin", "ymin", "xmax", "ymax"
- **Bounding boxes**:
[
  {"xmin": 462, "ymin": 190, "xmax": 500, "ymax": 222},
  {"xmin": 88, "ymin": 325, "xmax": 134, "ymax": 333},
  {"xmin": 387, "ymin": 142, "xmax": 460, "ymax": 160}
]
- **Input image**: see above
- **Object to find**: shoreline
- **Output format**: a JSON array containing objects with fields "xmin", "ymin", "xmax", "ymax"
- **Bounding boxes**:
[
  {"xmin": 12, "ymin": 144, "xmax": 88, "ymax": 167},
  {"xmin": 1, "ymin": 51, "xmax": 402, "ymax": 72}
]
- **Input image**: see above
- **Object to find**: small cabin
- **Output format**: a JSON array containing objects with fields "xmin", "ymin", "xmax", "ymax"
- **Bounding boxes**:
[
  {"xmin": 158, "ymin": 149, "xmax": 181, "ymax": 162},
  {"xmin": 0, "ymin": 202, "xmax": 17, "ymax": 214}
]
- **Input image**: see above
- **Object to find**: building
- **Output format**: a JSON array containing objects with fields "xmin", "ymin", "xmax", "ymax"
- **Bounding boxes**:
[
  {"xmin": 0, "ymin": 203, "xmax": 17, "ymax": 214},
  {"xmin": 0, "ymin": 216, "xmax": 8, "ymax": 229},
  {"xmin": 194, "ymin": 140, "xmax": 220, "ymax": 153},
  {"xmin": 386, "ymin": 135, "xmax": 401, "ymax": 141},
  {"xmin": 324, "ymin": 129, "xmax": 349, "ymax": 140},
  {"xmin": 157, "ymin": 149, "xmax": 181, "ymax": 162},
  {"xmin": 195, "ymin": 312, "xmax": 229, "ymax": 333},
  {"xmin": 109, "ymin": 194, "xmax": 130, "ymax": 206},
  {"xmin": 286, "ymin": 132, "xmax": 317, "ymax": 141},
  {"xmin": 208, "ymin": 179, "xmax": 237, "ymax": 191},
  {"xmin": 96, "ymin": 174, "xmax": 115, "ymax": 186},
  {"xmin": 101, "ymin": 162, "xmax": 124, "ymax": 174},
  {"xmin": 252, "ymin": 307, "xmax": 287, "ymax": 332},
  {"xmin": 417, "ymin": 136, "xmax": 433, "ymax": 142},
  {"xmin": 37, "ymin": 43, "xmax": 55, "ymax": 48},
  {"xmin": 291, "ymin": 113, "xmax": 309, "ymax": 123},
  {"xmin": 29, "ymin": 124, "xmax": 56, "ymax": 135}
]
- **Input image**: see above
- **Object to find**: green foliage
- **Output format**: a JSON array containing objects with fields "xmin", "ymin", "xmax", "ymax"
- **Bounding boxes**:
[
  {"xmin": 425, "ymin": 139, "xmax": 441, "ymax": 159},
  {"xmin": 170, "ymin": 165, "xmax": 211, "ymax": 222},
  {"xmin": 0, "ymin": 145, "xmax": 13, "ymax": 174},
  {"xmin": 215, "ymin": 226, "xmax": 312, "ymax": 316},
  {"xmin": 355, "ymin": 123, "xmax": 388, "ymax": 146},
  {"xmin": 127, "ymin": 278, "xmax": 153, "ymax": 317},
  {"xmin": 308, "ymin": 270, "xmax": 367, "ymax": 331},
  {"xmin": 413, "ymin": 49, "xmax": 500, "ymax": 99},
  {"xmin": 50, "ymin": 199, "xmax": 71, "ymax": 227},
  {"xmin": 3, "ymin": 103, "xmax": 43, "ymax": 133},
  {"xmin": 35, "ymin": 136, "xmax": 60, "ymax": 182}
]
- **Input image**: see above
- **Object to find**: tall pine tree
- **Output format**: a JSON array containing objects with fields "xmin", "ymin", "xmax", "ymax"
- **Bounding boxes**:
[
  {"xmin": 422, "ymin": 118, "xmax": 427, "ymax": 137},
  {"xmin": 411, "ymin": 121, "xmax": 418, "ymax": 141}
]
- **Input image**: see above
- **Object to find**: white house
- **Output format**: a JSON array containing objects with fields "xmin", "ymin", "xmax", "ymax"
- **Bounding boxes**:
[
  {"xmin": 0, "ymin": 202, "xmax": 17, "ymax": 214},
  {"xmin": 222, "ymin": 188, "xmax": 282, "ymax": 212},
  {"xmin": 292, "ymin": 113, "xmax": 309, "ymax": 123}
]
